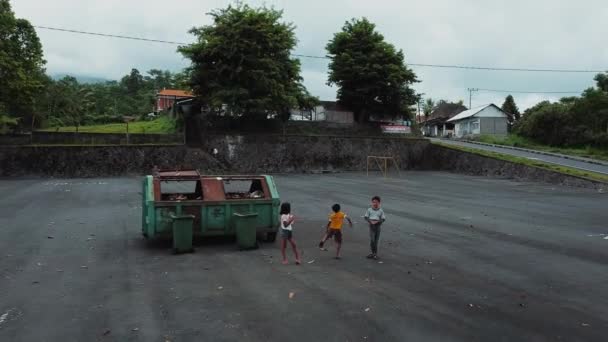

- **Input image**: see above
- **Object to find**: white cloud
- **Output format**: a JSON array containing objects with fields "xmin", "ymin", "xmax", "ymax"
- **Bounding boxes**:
[{"xmin": 11, "ymin": 0, "xmax": 608, "ymax": 110}]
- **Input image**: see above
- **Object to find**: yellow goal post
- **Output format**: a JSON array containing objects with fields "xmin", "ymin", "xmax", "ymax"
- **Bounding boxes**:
[{"xmin": 366, "ymin": 156, "xmax": 401, "ymax": 178}]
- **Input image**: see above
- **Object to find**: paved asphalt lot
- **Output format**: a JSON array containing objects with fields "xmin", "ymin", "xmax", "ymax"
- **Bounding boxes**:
[
  {"xmin": 0, "ymin": 172, "xmax": 607, "ymax": 342},
  {"xmin": 432, "ymin": 138, "xmax": 608, "ymax": 175}
]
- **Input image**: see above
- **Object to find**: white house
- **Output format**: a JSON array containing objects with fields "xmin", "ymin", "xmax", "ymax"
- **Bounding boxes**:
[
  {"xmin": 447, "ymin": 104, "xmax": 509, "ymax": 138},
  {"xmin": 290, "ymin": 101, "xmax": 354, "ymax": 123}
]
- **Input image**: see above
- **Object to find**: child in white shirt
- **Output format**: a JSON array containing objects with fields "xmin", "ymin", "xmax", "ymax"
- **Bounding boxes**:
[{"xmin": 280, "ymin": 202, "xmax": 301, "ymax": 265}]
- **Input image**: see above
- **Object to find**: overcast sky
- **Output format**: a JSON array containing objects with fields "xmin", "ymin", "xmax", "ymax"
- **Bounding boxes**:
[{"xmin": 12, "ymin": 0, "xmax": 608, "ymax": 110}]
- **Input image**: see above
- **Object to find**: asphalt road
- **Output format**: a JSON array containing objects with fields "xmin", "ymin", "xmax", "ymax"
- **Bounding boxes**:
[
  {"xmin": 432, "ymin": 138, "xmax": 608, "ymax": 175},
  {"xmin": 0, "ymin": 172, "xmax": 607, "ymax": 342}
]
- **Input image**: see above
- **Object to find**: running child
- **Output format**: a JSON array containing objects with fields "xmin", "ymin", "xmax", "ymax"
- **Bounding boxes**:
[
  {"xmin": 318, "ymin": 203, "xmax": 353, "ymax": 259},
  {"xmin": 279, "ymin": 202, "xmax": 301, "ymax": 265}
]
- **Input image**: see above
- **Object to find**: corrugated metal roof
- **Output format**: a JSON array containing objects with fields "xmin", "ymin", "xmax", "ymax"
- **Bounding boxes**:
[{"xmin": 447, "ymin": 104, "xmax": 495, "ymax": 122}]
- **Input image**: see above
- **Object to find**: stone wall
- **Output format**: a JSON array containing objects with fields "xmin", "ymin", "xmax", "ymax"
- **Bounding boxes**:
[
  {"xmin": 0, "ymin": 134, "xmax": 30, "ymax": 145},
  {"xmin": 0, "ymin": 145, "xmax": 221, "ymax": 177},
  {"xmin": 423, "ymin": 144, "xmax": 605, "ymax": 190},
  {"xmin": 0, "ymin": 135, "xmax": 427, "ymax": 177},
  {"xmin": 0, "ymin": 136, "xmax": 605, "ymax": 191},
  {"xmin": 0, "ymin": 132, "xmax": 183, "ymax": 145},
  {"xmin": 205, "ymin": 135, "xmax": 428, "ymax": 173}
]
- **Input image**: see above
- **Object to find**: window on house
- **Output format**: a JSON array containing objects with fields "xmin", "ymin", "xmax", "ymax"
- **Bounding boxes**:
[{"xmin": 471, "ymin": 120, "xmax": 480, "ymax": 132}]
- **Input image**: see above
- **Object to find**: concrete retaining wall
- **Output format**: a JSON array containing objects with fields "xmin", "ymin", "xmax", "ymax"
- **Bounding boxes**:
[
  {"xmin": 205, "ymin": 135, "xmax": 428, "ymax": 173},
  {"xmin": 0, "ymin": 145, "xmax": 225, "ymax": 177},
  {"xmin": 0, "ymin": 132, "xmax": 183, "ymax": 145},
  {"xmin": 423, "ymin": 144, "xmax": 605, "ymax": 190},
  {"xmin": 0, "ymin": 136, "xmax": 605, "ymax": 191},
  {"xmin": 0, "ymin": 135, "xmax": 428, "ymax": 177}
]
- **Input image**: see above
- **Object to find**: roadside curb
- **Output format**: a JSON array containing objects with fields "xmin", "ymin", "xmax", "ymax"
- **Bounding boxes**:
[{"xmin": 453, "ymin": 139, "xmax": 608, "ymax": 167}]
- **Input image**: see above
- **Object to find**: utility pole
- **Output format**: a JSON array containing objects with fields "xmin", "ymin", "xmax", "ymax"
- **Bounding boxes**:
[{"xmin": 467, "ymin": 88, "xmax": 478, "ymax": 109}]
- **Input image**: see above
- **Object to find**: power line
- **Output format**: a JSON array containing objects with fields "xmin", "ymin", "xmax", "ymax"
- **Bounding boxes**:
[
  {"xmin": 291, "ymin": 53, "xmax": 329, "ymax": 59},
  {"xmin": 476, "ymin": 88, "xmax": 582, "ymax": 94},
  {"xmin": 407, "ymin": 63, "xmax": 603, "ymax": 73},
  {"xmin": 34, "ymin": 26, "xmax": 188, "ymax": 45},
  {"xmin": 35, "ymin": 25, "xmax": 607, "ymax": 73}
]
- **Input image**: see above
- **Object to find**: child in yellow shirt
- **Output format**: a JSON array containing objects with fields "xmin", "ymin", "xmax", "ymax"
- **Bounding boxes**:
[{"xmin": 318, "ymin": 204, "xmax": 353, "ymax": 259}]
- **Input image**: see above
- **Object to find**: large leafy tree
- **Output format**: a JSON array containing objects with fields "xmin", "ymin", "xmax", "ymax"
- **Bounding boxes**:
[
  {"xmin": 179, "ymin": 4, "xmax": 313, "ymax": 121},
  {"xmin": 501, "ymin": 94, "xmax": 520, "ymax": 123},
  {"xmin": 121, "ymin": 68, "xmax": 145, "ymax": 95},
  {"xmin": 46, "ymin": 76, "xmax": 94, "ymax": 131},
  {"xmin": 0, "ymin": 0, "xmax": 46, "ymax": 128},
  {"xmin": 514, "ymin": 72, "xmax": 608, "ymax": 147},
  {"xmin": 326, "ymin": 18, "xmax": 418, "ymax": 122},
  {"xmin": 594, "ymin": 72, "xmax": 608, "ymax": 92}
]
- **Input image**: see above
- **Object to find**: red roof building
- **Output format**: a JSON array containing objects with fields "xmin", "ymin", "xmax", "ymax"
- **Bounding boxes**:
[{"xmin": 156, "ymin": 89, "xmax": 194, "ymax": 112}]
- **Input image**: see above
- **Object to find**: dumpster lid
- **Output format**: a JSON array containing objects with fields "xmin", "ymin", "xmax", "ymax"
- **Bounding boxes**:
[{"xmin": 156, "ymin": 169, "xmax": 201, "ymax": 180}]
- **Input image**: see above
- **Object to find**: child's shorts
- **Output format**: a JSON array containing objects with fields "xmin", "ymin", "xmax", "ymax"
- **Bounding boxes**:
[
  {"xmin": 327, "ymin": 229, "xmax": 343, "ymax": 243},
  {"xmin": 281, "ymin": 229, "xmax": 293, "ymax": 239}
]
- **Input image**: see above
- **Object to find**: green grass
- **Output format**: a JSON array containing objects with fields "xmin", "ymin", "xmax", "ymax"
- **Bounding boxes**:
[
  {"xmin": 433, "ymin": 141, "xmax": 608, "ymax": 184},
  {"xmin": 471, "ymin": 134, "xmax": 608, "ymax": 162},
  {"xmin": 40, "ymin": 116, "xmax": 177, "ymax": 134}
]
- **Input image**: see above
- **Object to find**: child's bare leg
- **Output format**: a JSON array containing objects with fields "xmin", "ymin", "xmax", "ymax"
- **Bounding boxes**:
[
  {"xmin": 289, "ymin": 239, "xmax": 301, "ymax": 264},
  {"xmin": 319, "ymin": 233, "xmax": 328, "ymax": 250},
  {"xmin": 319, "ymin": 231, "xmax": 329, "ymax": 249},
  {"xmin": 335, "ymin": 242, "xmax": 342, "ymax": 258},
  {"xmin": 281, "ymin": 239, "xmax": 288, "ymax": 264}
]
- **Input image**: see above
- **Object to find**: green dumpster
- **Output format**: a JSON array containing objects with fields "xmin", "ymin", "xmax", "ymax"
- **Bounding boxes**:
[
  {"xmin": 170, "ymin": 214, "xmax": 195, "ymax": 254},
  {"xmin": 234, "ymin": 212, "xmax": 259, "ymax": 250},
  {"xmin": 142, "ymin": 172, "xmax": 281, "ymax": 248}
]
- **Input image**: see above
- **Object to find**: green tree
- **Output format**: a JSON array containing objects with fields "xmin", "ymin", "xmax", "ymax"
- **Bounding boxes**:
[
  {"xmin": 145, "ymin": 69, "xmax": 174, "ymax": 91},
  {"xmin": 422, "ymin": 98, "xmax": 435, "ymax": 117},
  {"xmin": 0, "ymin": 102, "xmax": 18, "ymax": 133},
  {"xmin": 46, "ymin": 76, "xmax": 96, "ymax": 131},
  {"xmin": 501, "ymin": 94, "xmax": 521, "ymax": 124},
  {"xmin": 121, "ymin": 68, "xmax": 144, "ymax": 95},
  {"xmin": 514, "ymin": 88, "xmax": 608, "ymax": 147},
  {"xmin": 572, "ymin": 88, "xmax": 608, "ymax": 135},
  {"xmin": 326, "ymin": 18, "xmax": 418, "ymax": 122},
  {"xmin": 0, "ymin": 0, "xmax": 46, "ymax": 128},
  {"xmin": 179, "ymin": 4, "xmax": 311, "ymax": 120},
  {"xmin": 172, "ymin": 70, "xmax": 191, "ymax": 90},
  {"xmin": 594, "ymin": 72, "xmax": 608, "ymax": 92},
  {"xmin": 514, "ymin": 101, "xmax": 573, "ymax": 146}
]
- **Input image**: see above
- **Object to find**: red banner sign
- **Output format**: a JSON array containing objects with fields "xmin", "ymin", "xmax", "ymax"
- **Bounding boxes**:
[{"xmin": 381, "ymin": 125, "xmax": 411, "ymax": 134}]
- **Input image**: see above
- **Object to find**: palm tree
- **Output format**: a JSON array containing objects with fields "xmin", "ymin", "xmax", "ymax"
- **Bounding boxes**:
[{"xmin": 423, "ymin": 98, "xmax": 435, "ymax": 117}]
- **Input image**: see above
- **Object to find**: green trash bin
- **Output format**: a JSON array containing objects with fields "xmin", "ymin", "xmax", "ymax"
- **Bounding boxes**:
[
  {"xmin": 233, "ymin": 212, "xmax": 259, "ymax": 250},
  {"xmin": 170, "ymin": 214, "xmax": 195, "ymax": 254}
]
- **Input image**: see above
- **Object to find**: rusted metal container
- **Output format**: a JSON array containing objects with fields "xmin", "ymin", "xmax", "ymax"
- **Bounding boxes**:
[{"xmin": 142, "ymin": 170, "xmax": 280, "ymax": 244}]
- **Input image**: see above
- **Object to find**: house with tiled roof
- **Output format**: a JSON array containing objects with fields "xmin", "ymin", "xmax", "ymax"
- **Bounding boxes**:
[
  {"xmin": 421, "ymin": 101, "xmax": 467, "ymax": 137},
  {"xmin": 155, "ymin": 89, "xmax": 194, "ymax": 113}
]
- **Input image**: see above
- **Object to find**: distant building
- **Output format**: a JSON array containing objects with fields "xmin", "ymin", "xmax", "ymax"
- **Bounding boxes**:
[
  {"xmin": 156, "ymin": 89, "xmax": 194, "ymax": 113},
  {"xmin": 290, "ymin": 100, "xmax": 354, "ymax": 124},
  {"xmin": 421, "ymin": 101, "xmax": 467, "ymax": 137},
  {"xmin": 447, "ymin": 104, "xmax": 509, "ymax": 138}
]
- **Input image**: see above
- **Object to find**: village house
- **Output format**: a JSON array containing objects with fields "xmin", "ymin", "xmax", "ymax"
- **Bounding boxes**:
[
  {"xmin": 290, "ymin": 100, "xmax": 354, "ymax": 124},
  {"xmin": 155, "ymin": 89, "xmax": 194, "ymax": 114},
  {"xmin": 447, "ymin": 103, "xmax": 509, "ymax": 138},
  {"xmin": 421, "ymin": 101, "xmax": 467, "ymax": 137}
]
